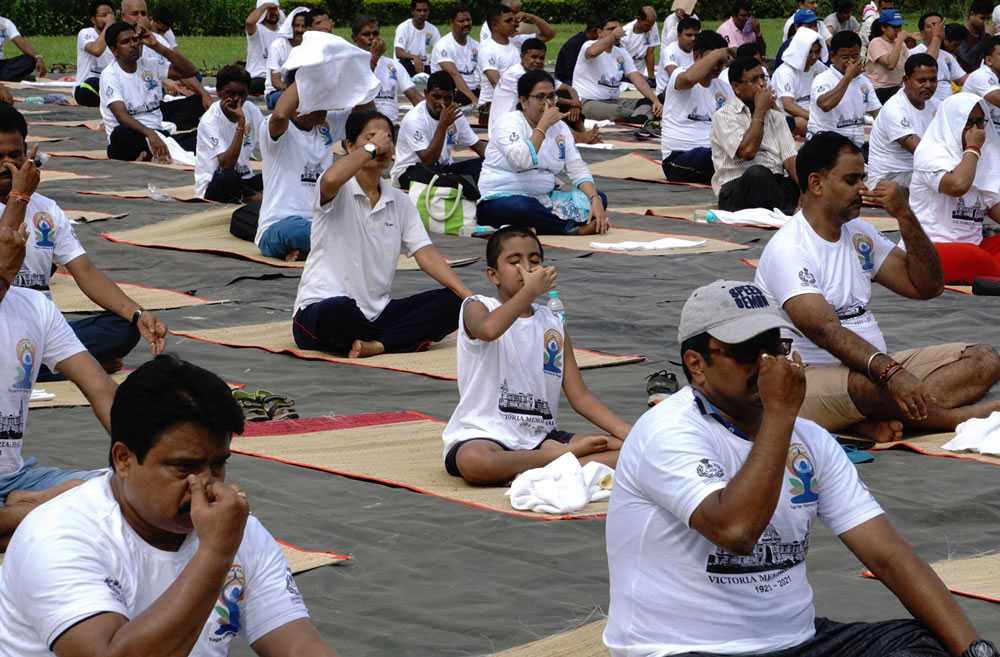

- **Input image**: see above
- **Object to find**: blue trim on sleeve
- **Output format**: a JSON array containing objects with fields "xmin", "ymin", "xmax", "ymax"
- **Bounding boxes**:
[
  {"xmin": 574, "ymin": 177, "xmax": 594, "ymax": 188},
  {"xmin": 526, "ymin": 139, "xmax": 538, "ymax": 166}
]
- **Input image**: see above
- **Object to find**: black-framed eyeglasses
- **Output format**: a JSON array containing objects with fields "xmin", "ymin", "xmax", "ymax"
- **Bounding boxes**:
[
  {"xmin": 738, "ymin": 73, "xmax": 767, "ymax": 85},
  {"xmin": 708, "ymin": 337, "xmax": 792, "ymax": 364},
  {"xmin": 528, "ymin": 92, "xmax": 558, "ymax": 102},
  {"xmin": 965, "ymin": 117, "xmax": 988, "ymax": 129}
]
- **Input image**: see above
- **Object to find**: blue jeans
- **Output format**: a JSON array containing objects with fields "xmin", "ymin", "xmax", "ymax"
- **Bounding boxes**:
[
  {"xmin": 0, "ymin": 458, "xmax": 104, "ymax": 505},
  {"xmin": 661, "ymin": 147, "xmax": 714, "ymax": 184},
  {"xmin": 477, "ymin": 192, "xmax": 608, "ymax": 235},
  {"xmin": 37, "ymin": 313, "xmax": 140, "ymax": 382},
  {"xmin": 266, "ymin": 89, "xmax": 284, "ymax": 110},
  {"xmin": 258, "ymin": 216, "xmax": 311, "ymax": 259}
]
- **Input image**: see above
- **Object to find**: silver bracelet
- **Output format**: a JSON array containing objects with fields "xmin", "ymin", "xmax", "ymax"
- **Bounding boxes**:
[{"xmin": 865, "ymin": 351, "xmax": 885, "ymax": 381}]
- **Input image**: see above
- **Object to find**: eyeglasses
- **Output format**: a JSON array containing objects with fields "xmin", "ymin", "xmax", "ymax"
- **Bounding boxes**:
[
  {"xmin": 738, "ymin": 74, "xmax": 767, "ymax": 85},
  {"xmin": 965, "ymin": 117, "xmax": 988, "ymax": 129},
  {"xmin": 707, "ymin": 337, "xmax": 793, "ymax": 364},
  {"xmin": 528, "ymin": 92, "xmax": 558, "ymax": 102}
]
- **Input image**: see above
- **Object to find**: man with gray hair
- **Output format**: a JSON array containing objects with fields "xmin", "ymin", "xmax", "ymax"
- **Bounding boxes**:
[{"xmin": 621, "ymin": 6, "xmax": 660, "ymax": 83}]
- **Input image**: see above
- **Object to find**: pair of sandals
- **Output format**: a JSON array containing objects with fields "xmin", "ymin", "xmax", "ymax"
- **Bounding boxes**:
[{"xmin": 233, "ymin": 389, "xmax": 299, "ymax": 422}]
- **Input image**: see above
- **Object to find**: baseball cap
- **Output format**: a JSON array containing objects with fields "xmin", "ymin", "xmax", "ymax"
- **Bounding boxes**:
[
  {"xmin": 793, "ymin": 8, "xmax": 819, "ymax": 23},
  {"xmin": 678, "ymin": 280, "xmax": 802, "ymax": 345},
  {"xmin": 878, "ymin": 9, "xmax": 905, "ymax": 25}
]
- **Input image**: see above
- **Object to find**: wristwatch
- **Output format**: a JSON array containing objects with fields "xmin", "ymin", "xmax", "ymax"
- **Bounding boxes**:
[
  {"xmin": 962, "ymin": 640, "xmax": 1000, "ymax": 657},
  {"xmin": 363, "ymin": 143, "xmax": 378, "ymax": 159}
]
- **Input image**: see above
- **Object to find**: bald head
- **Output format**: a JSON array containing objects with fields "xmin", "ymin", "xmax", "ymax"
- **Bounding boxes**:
[
  {"xmin": 501, "ymin": 0, "xmax": 522, "ymax": 11},
  {"xmin": 636, "ymin": 5, "xmax": 657, "ymax": 31},
  {"xmin": 121, "ymin": 0, "xmax": 149, "ymax": 25}
]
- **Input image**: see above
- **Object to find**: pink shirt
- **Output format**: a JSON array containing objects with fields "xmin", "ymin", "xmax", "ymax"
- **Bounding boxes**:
[
  {"xmin": 865, "ymin": 36, "xmax": 909, "ymax": 88},
  {"xmin": 717, "ymin": 17, "xmax": 755, "ymax": 47}
]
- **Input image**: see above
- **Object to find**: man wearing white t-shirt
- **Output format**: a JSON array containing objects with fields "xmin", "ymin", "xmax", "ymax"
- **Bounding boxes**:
[
  {"xmin": 74, "ymin": 1, "xmax": 116, "ymax": 107},
  {"xmin": 0, "ymin": 355, "xmax": 344, "ymax": 657},
  {"xmin": 265, "ymin": 7, "xmax": 311, "ymax": 110},
  {"xmin": 0, "ymin": 15, "xmax": 45, "ymax": 82},
  {"xmin": 655, "ymin": 16, "xmax": 699, "ymax": 95},
  {"xmin": 621, "ymin": 7, "xmax": 659, "ymax": 82},
  {"xmin": 1, "ymin": 106, "xmax": 167, "ymax": 377},
  {"xmin": 605, "ymin": 277, "xmax": 996, "ymax": 657},
  {"xmin": 100, "ymin": 22, "xmax": 199, "ymax": 162},
  {"xmin": 754, "ymin": 131, "xmax": 1000, "ymax": 443},
  {"xmin": 660, "ymin": 30, "xmax": 729, "ymax": 183},
  {"xmin": 252, "ymin": 80, "xmax": 346, "ymax": 262},
  {"xmin": 294, "ymin": 111, "xmax": 473, "ymax": 359},
  {"xmin": 961, "ymin": 35, "xmax": 1000, "ymax": 135},
  {"xmin": 809, "ymin": 30, "xmax": 883, "ymax": 153},
  {"xmin": 911, "ymin": 12, "xmax": 968, "ymax": 103},
  {"xmin": 574, "ymin": 17, "xmax": 663, "ymax": 123},
  {"xmin": 867, "ymin": 54, "xmax": 939, "ymax": 190},
  {"xmin": 392, "ymin": 71, "xmax": 486, "ymax": 188},
  {"xmin": 478, "ymin": 4, "xmax": 554, "ymax": 123},
  {"xmin": 352, "ymin": 16, "xmax": 421, "ymax": 120},
  {"xmin": 195, "ymin": 65, "xmax": 264, "ymax": 203},
  {"xmin": 0, "ymin": 198, "xmax": 118, "ymax": 550},
  {"xmin": 432, "ymin": 5, "xmax": 481, "ymax": 106},
  {"xmin": 244, "ymin": 1, "xmax": 283, "ymax": 95},
  {"xmin": 394, "ymin": 0, "xmax": 440, "ymax": 76}
]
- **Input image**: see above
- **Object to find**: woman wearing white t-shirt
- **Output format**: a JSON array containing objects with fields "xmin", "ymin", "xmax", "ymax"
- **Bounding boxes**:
[
  {"xmin": 477, "ymin": 70, "xmax": 609, "ymax": 235},
  {"xmin": 909, "ymin": 93, "xmax": 1000, "ymax": 283},
  {"xmin": 74, "ymin": 1, "xmax": 115, "ymax": 106}
]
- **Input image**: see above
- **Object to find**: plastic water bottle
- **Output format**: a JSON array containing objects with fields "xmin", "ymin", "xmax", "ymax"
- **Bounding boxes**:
[
  {"xmin": 147, "ymin": 184, "xmax": 172, "ymax": 202},
  {"xmin": 694, "ymin": 209, "xmax": 720, "ymax": 223},
  {"xmin": 547, "ymin": 290, "xmax": 565, "ymax": 324},
  {"xmin": 24, "ymin": 94, "xmax": 71, "ymax": 105}
]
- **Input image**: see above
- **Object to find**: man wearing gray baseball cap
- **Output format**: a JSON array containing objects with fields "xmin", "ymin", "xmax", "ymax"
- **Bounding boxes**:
[{"xmin": 603, "ymin": 280, "xmax": 994, "ymax": 657}]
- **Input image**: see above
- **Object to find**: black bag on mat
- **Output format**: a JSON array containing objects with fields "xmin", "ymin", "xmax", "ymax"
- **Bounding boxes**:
[
  {"xmin": 230, "ymin": 200, "xmax": 261, "ymax": 242},
  {"xmin": 403, "ymin": 162, "xmax": 482, "ymax": 201}
]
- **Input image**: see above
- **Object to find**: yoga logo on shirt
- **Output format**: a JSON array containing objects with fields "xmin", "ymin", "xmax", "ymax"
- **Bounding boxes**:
[
  {"xmin": 860, "ymin": 83, "xmax": 870, "ymax": 104},
  {"xmin": 242, "ymin": 123, "xmax": 253, "ymax": 147},
  {"xmin": 446, "ymin": 127, "xmax": 457, "ymax": 149},
  {"xmin": 387, "ymin": 61, "xmax": 398, "ymax": 81},
  {"xmin": 542, "ymin": 328, "xmax": 564, "ymax": 375},
  {"xmin": 212, "ymin": 564, "xmax": 246, "ymax": 640},
  {"xmin": 616, "ymin": 55, "xmax": 625, "ymax": 73},
  {"xmin": 471, "ymin": 48, "xmax": 479, "ymax": 65},
  {"xmin": 852, "ymin": 233, "xmax": 875, "ymax": 272},
  {"xmin": 425, "ymin": 33, "xmax": 433, "ymax": 53},
  {"xmin": 554, "ymin": 135, "xmax": 566, "ymax": 160},
  {"xmin": 32, "ymin": 212, "xmax": 55, "ymax": 248},
  {"xmin": 12, "ymin": 338, "xmax": 35, "ymax": 391},
  {"xmin": 318, "ymin": 121, "xmax": 333, "ymax": 146},
  {"xmin": 141, "ymin": 70, "xmax": 158, "ymax": 91},
  {"xmin": 714, "ymin": 91, "xmax": 727, "ymax": 109},
  {"xmin": 786, "ymin": 443, "xmax": 819, "ymax": 505}
]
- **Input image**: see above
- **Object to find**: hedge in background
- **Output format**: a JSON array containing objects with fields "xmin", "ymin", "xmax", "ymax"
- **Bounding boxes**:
[{"xmin": 0, "ymin": 0, "xmax": 976, "ymax": 35}]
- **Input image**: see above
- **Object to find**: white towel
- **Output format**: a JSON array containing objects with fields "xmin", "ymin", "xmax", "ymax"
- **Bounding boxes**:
[
  {"xmin": 941, "ymin": 411, "xmax": 1000, "ymax": 456},
  {"xmin": 30, "ymin": 389, "xmax": 55, "ymax": 402},
  {"xmin": 576, "ymin": 143, "xmax": 615, "ymax": 150},
  {"xmin": 913, "ymin": 93, "xmax": 1000, "ymax": 195},
  {"xmin": 161, "ymin": 135, "xmax": 196, "ymax": 166},
  {"xmin": 505, "ymin": 452, "xmax": 614, "ymax": 514},
  {"xmin": 255, "ymin": 1, "xmax": 286, "ymax": 28},
  {"xmin": 281, "ymin": 31, "xmax": 380, "ymax": 114},
  {"xmin": 589, "ymin": 236, "xmax": 706, "ymax": 251},
  {"xmin": 706, "ymin": 207, "xmax": 789, "ymax": 228},
  {"xmin": 583, "ymin": 119, "xmax": 615, "ymax": 129},
  {"xmin": 275, "ymin": 6, "xmax": 309, "ymax": 39}
]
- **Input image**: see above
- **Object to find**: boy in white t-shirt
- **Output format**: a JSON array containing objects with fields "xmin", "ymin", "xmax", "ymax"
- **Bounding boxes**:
[
  {"xmin": 100, "ymin": 21, "xmax": 200, "ymax": 162},
  {"xmin": 194, "ymin": 65, "xmax": 264, "ymax": 203},
  {"xmin": 0, "ymin": 355, "xmax": 344, "ymax": 657},
  {"xmin": 621, "ymin": 6, "xmax": 660, "ymax": 81},
  {"xmin": 655, "ymin": 16, "xmax": 699, "ymax": 95},
  {"xmin": 293, "ymin": 110, "xmax": 473, "ymax": 359},
  {"xmin": 74, "ymin": 0, "xmax": 116, "ymax": 106},
  {"xmin": 660, "ymin": 29, "xmax": 730, "ymax": 183},
  {"xmin": 604, "ymin": 278, "xmax": 993, "ymax": 657},
  {"xmin": 910, "ymin": 12, "xmax": 967, "ymax": 104},
  {"xmin": 960, "ymin": 35, "xmax": 1000, "ymax": 136},
  {"xmin": 442, "ymin": 226, "xmax": 631, "ymax": 484},
  {"xmin": 0, "ymin": 15, "xmax": 45, "ymax": 82},
  {"xmin": 394, "ymin": 0, "xmax": 440, "ymax": 76},
  {"xmin": 866, "ymin": 53, "xmax": 939, "ymax": 190},
  {"xmin": 391, "ymin": 71, "xmax": 486, "ymax": 188},
  {"xmin": 431, "ymin": 5, "xmax": 481, "ymax": 106},
  {"xmin": 574, "ymin": 16, "xmax": 663, "ymax": 123},
  {"xmin": 352, "ymin": 16, "xmax": 421, "ymax": 120},
  {"xmin": 244, "ymin": 1, "xmax": 283, "ymax": 95}
]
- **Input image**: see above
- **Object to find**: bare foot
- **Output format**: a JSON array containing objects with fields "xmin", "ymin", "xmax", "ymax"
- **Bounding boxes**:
[
  {"xmin": 135, "ymin": 151, "xmax": 149, "ymax": 162},
  {"xmin": 6, "ymin": 479, "xmax": 86, "ymax": 507},
  {"xmin": 348, "ymin": 339, "xmax": 385, "ymax": 358},
  {"xmin": 567, "ymin": 434, "xmax": 609, "ymax": 457},
  {"xmin": 853, "ymin": 419, "xmax": 904, "ymax": 443},
  {"xmin": 585, "ymin": 127, "xmax": 603, "ymax": 144},
  {"xmin": 283, "ymin": 249, "xmax": 300, "ymax": 262},
  {"xmin": 101, "ymin": 357, "xmax": 124, "ymax": 375}
]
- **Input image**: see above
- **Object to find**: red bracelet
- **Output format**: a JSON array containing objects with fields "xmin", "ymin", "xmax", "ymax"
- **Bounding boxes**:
[
  {"xmin": 7, "ymin": 190, "xmax": 30, "ymax": 204},
  {"xmin": 965, "ymin": 145, "xmax": 982, "ymax": 156},
  {"xmin": 878, "ymin": 360, "xmax": 902, "ymax": 385}
]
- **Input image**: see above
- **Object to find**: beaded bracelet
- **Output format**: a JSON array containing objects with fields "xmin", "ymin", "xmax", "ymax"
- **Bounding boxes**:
[
  {"xmin": 884, "ymin": 364, "xmax": 903, "ymax": 382},
  {"xmin": 878, "ymin": 360, "xmax": 903, "ymax": 385},
  {"xmin": 8, "ymin": 190, "xmax": 30, "ymax": 204}
]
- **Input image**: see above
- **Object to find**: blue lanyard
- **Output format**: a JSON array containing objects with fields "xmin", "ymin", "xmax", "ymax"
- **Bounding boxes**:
[{"xmin": 691, "ymin": 388, "xmax": 750, "ymax": 441}]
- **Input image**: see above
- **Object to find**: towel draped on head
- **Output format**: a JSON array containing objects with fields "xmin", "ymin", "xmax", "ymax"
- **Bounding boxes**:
[
  {"xmin": 862, "ymin": 1, "xmax": 879, "ymax": 20},
  {"xmin": 913, "ymin": 92, "xmax": 1000, "ymax": 195},
  {"xmin": 276, "ymin": 6, "xmax": 309, "ymax": 39},
  {"xmin": 783, "ymin": 25, "xmax": 828, "ymax": 71},
  {"xmin": 256, "ymin": 0, "xmax": 286, "ymax": 25},
  {"xmin": 281, "ymin": 31, "xmax": 381, "ymax": 114}
]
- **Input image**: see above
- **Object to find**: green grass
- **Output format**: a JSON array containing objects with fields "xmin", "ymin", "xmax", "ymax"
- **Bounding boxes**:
[{"xmin": 2, "ymin": 16, "xmax": 932, "ymax": 73}]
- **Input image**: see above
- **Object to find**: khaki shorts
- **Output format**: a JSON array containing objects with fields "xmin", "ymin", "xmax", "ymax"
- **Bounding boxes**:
[{"xmin": 799, "ymin": 342, "xmax": 973, "ymax": 431}]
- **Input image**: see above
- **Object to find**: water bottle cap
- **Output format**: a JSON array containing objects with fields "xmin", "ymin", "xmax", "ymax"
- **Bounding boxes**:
[{"xmin": 548, "ymin": 291, "xmax": 558, "ymax": 298}]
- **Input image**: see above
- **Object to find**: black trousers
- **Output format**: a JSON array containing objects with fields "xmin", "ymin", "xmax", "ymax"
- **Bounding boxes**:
[
  {"xmin": 73, "ymin": 77, "xmax": 101, "ymax": 107},
  {"xmin": 453, "ymin": 88, "xmax": 481, "ymax": 106},
  {"xmin": 230, "ymin": 200, "xmax": 261, "ymax": 242},
  {"xmin": 718, "ymin": 165, "xmax": 800, "ymax": 215},
  {"xmin": 0, "ymin": 55, "xmax": 34, "ymax": 82},
  {"xmin": 160, "ymin": 94, "xmax": 205, "ymax": 131},
  {"xmin": 107, "ymin": 125, "xmax": 198, "ymax": 161},
  {"xmin": 204, "ymin": 169, "xmax": 263, "ymax": 204},
  {"xmin": 250, "ymin": 76, "xmax": 265, "ymax": 95}
]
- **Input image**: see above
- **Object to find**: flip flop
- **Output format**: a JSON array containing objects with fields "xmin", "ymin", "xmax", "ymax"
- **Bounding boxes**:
[
  {"xmin": 841, "ymin": 444, "xmax": 875, "ymax": 464},
  {"xmin": 255, "ymin": 389, "xmax": 299, "ymax": 421},
  {"xmin": 232, "ymin": 389, "xmax": 269, "ymax": 422}
]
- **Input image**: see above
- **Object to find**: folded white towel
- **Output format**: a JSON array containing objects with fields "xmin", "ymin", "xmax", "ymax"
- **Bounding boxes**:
[
  {"xmin": 162, "ymin": 135, "xmax": 196, "ymax": 166},
  {"xmin": 589, "ymin": 236, "xmax": 706, "ymax": 251},
  {"xmin": 942, "ymin": 411, "xmax": 1000, "ymax": 456},
  {"xmin": 707, "ymin": 207, "xmax": 789, "ymax": 228},
  {"xmin": 30, "ymin": 389, "xmax": 55, "ymax": 402},
  {"xmin": 583, "ymin": 119, "xmax": 614, "ymax": 129},
  {"xmin": 576, "ymin": 143, "xmax": 615, "ymax": 150},
  {"xmin": 281, "ymin": 32, "xmax": 380, "ymax": 114},
  {"xmin": 505, "ymin": 452, "xmax": 614, "ymax": 514}
]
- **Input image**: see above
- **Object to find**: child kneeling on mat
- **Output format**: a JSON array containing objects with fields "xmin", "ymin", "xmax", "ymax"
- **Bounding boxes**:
[{"xmin": 441, "ymin": 226, "xmax": 632, "ymax": 485}]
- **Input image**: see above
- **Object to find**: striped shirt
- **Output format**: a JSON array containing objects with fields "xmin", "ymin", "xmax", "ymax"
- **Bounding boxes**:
[{"xmin": 709, "ymin": 94, "xmax": 798, "ymax": 195}]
